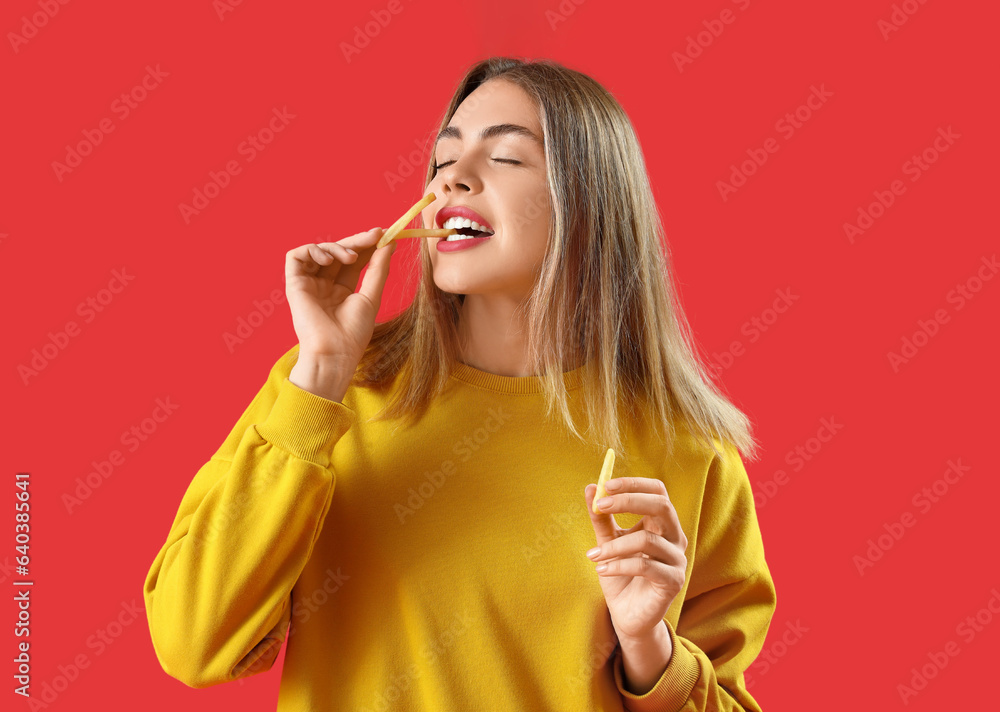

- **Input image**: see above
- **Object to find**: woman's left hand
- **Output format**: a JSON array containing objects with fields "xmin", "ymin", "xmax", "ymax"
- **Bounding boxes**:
[{"xmin": 584, "ymin": 477, "xmax": 688, "ymax": 644}]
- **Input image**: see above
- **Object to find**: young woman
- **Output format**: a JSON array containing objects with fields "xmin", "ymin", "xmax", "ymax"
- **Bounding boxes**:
[{"xmin": 144, "ymin": 57, "xmax": 776, "ymax": 712}]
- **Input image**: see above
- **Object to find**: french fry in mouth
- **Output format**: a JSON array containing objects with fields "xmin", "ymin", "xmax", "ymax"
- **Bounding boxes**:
[
  {"xmin": 592, "ymin": 448, "xmax": 616, "ymax": 514},
  {"xmin": 394, "ymin": 228, "xmax": 458, "ymax": 239},
  {"xmin": 377, "ymin": 192, "xmax": 437, "ymax": 248}
]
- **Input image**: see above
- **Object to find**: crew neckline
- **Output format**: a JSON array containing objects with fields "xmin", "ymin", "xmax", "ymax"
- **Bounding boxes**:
[{"xmin": 449, "ymin": 360, "xmax": 587, "ymax": 394}]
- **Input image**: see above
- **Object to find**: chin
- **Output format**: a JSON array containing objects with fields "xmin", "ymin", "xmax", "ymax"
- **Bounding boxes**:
[{"xmin": 433, "ymin": 280, "xmax": 473, "ymax": 296}]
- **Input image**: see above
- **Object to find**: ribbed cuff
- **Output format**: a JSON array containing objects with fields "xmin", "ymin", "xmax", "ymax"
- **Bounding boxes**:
[
  {"xmin": 254, "ymin": 377, "xmax": 358, "ymax": 467},
  {"xmin": 613, "ymin": 619, "xmax": 700, "ymax": 712}
]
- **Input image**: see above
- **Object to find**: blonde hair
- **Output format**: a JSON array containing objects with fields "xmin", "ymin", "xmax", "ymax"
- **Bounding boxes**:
[{"xmin": 356, "ymin": 56, "xmax": 759, "ymax": 463}]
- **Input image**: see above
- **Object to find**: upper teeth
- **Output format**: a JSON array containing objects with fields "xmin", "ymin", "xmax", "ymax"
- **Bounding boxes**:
[{"xmin": 443, "ymin": 216, "xmax": 494, "ymax": 234}]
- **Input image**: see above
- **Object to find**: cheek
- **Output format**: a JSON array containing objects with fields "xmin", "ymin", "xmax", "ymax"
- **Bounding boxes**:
[
  {"xmin": 503, "ymin": 234, "xmax": 547, "ymax": 274},
  {"xmin": 422, "ymin": 198, "xmax": 439, "ymax": 227},
  {"xmin": 527, "ymin": 210, "xmax": 551, "ymax": 252}
]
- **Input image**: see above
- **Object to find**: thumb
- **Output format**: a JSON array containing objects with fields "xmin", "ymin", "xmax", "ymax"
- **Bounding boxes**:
[
  {"xmin": 585, "ymin": 483, "xmax": 619, "ymax": 546},
  {"xmin": 358, "ymin": 238, "xmax": 396, "ymax": 309}
]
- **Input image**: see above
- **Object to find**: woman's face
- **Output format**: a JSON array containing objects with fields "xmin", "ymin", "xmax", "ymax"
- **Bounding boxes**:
[{"xmin": 421, "ymin": 79, "xmax": 551, "ymax": 303}]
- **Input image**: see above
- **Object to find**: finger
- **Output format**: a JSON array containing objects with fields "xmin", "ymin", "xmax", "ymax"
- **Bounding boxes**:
[
  {"xmin": 357, "ymin": 235, "xmax": 396, "ymax": 309},
  {"xmin": 585, "ymin": 483, "xmax": 623, "ymax": 546},
  {"xmin": 592, "ymin": 492, "xmax": 667, "ymax": 517},
  {"xmin": 308, "ymin": 228, "xmax": 380, "ymax": 274},
  {"xmin": 314, "ymin": 242, "xmax": 362, "ymax": 284},
  {"xmin": 319, "ymin": 241, "xmax": 360, "ymax": 264},
  {"xmin": 588, "ymin": 529, "xmax": 686, "ymax": 568},
  {"xmin": 328, "ymin": 227, "xmax": 384, "ymax": 255},
  {"xmin": 603, "ymin": 477, "xmax": 671, "ymax": 496},
  {"xmin": 288, "ymin": 233, "xmax": 368, "ymax": 270},
  {"xmin": 319, "ymin": 229, "xmax": 382, "ymax": 297},
  {"xmin": 594, "ymin": 491, "xmax": 687, "ymax": 550},
  {"xmin": 595, "ymin": 555, "xmax": 682, "ymax": 587},
  {"xmin": 286, "ymin": 243, "xmax": 345, "ymax": 282}
]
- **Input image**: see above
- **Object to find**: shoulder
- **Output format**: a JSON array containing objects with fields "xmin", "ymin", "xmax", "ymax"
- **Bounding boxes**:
[{"xmin": 664, "ymin": 416, "xmax": 750, "ymax": 494}]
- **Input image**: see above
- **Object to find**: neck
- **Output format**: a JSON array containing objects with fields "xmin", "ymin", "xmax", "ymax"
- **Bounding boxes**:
[{"xmin": 455, "ymin": 294, "xmax": 582, "ymax": 377}]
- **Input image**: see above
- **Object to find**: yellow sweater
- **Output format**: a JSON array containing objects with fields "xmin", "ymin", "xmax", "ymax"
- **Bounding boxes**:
[{"xmin": 143, "ymin": 344, "xmax": 776, "ymax": 711}]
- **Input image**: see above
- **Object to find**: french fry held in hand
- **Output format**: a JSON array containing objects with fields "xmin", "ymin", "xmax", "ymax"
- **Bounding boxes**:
[
  {"xmin": 592, "ymin": 448, "xmax": 617, "ymax": 514},
  {"xmin": 394, "ymin": 228, "xmax": 458, "ymax": 239},
  {"xmin": 377, "ymin": 192, "xmax": 438, "ymax": 249}
]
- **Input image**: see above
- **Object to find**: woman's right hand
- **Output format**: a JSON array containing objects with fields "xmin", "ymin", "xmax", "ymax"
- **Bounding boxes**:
[{"xmin": 284, "ymin": 228, "xmax": 396, "ymax": 399}]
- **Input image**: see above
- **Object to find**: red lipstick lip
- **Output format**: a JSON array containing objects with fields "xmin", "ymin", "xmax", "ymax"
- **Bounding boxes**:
[
  {"xmin": 435, "ymin": 206, "xmax": 494, "ymax": 232},
  {"xmin": 435, "ymin": 235, "xmax": 491, "ymax": 253}
]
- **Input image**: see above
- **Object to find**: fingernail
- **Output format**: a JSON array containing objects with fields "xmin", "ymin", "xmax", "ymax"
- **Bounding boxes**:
[
  {"xmin": 585, "ymin": 547, "xmax": 600, "ymax": 560},
  {"xmin": 597, "ymin": 497, "xmax": 613, "ymax": 509},
  {"xmin": 345, "ymin": 248, "xmax": 357, "ymax": 256},
  {"xmin": 605, "ymin": 480, "xmax": 620, "ymax": 491}
]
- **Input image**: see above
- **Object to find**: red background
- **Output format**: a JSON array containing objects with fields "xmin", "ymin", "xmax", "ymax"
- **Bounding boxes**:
[{"xmin": 3, "ymin": 0, "xmax": 998, "ymax": 709}]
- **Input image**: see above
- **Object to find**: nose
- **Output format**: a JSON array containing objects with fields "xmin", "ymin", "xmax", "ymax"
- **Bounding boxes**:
[{"xmin": 437, "ymin": 154, "xmax": 480, "ymax": 194}]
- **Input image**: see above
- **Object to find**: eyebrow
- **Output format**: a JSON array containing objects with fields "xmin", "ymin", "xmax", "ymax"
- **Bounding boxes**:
[{"xmin": 435, "ymin": 123, "xmax": 543, "ymax": 147}]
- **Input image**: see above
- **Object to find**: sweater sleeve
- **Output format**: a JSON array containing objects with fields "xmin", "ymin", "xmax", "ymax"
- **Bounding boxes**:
[
  {"xmin": 142, "ymin": 344, "xmax": 359, "ymax": 688},
  {"xmin": 612, "ymin": 441, "xmax": 777, "ymax": 712}
]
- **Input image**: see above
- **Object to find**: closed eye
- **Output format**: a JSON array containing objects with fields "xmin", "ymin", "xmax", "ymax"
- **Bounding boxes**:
[{"xmin": 433, "ymin": 158, "xmax": 522, "ymax": 170}]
